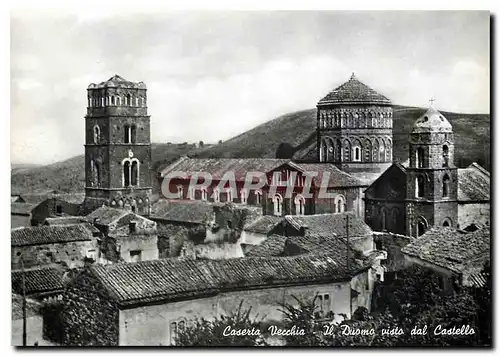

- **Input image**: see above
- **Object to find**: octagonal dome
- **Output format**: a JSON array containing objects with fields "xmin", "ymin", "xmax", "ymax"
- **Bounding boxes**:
[
  {"xmin": 317, "ymin": 73, "xmax": 391, "ymax": 106},
  {"xmin": 412, "ymin": 107, "xmax": 452, "ymax": 134}
]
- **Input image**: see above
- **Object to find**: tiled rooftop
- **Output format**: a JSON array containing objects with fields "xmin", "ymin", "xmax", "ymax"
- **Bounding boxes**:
[
  {"xmin": 150, "ymin": 200, "xmax": 214, "ymax": 224},
  {"xmin": 11, "ymin": 224, "xmax": 95, "ymax": 247},
  {"xmin": 12, "ymin": 267, "xmax": 65, "ymax": 295}
]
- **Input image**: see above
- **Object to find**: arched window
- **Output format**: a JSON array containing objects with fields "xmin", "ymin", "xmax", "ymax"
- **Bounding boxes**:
[
  {"xmin": 131, "ymin": 161, "xmax": 138, "ymax": 186},
  {"xmin": 189, "ymin": 187, "xmax": 195, "ymax": 200},
  {"xmin": 123, "ymin": 161, "xmax": 130, "ymax": 187},
  {"xmin": 255, "ymin": 190, "xmax": 262, "ymax": 205},
  {"xmin": 141, "ymin": 97, "xmax": 145, "ymax": 107},
  {"xmin": 392, "ymin": 208, "xmax": 399, "ymax": 228},
  {"xmin": 177, "ymin": 185, "xmax": 184, "ymax": 199},
  {"xmin": 443, "ymin": 219, "xmax": 451, "ymax": 227},
  {"xmin": 442, "ymin": 145, "xmax": 449, "ymax": 167},
  {"xmin": 442, "ymin": 174, "xmax": 450, "ymax": 198},
  {"xmin": 294, "ymin": 195, "xmax": 305, "ymax": 215},
  {"xmin": 118, "ymin": 200, "xmax": 124, "ymax": 208},
  {"xmin": 122, "ymin": 159, "xmax": 139, "ymax": 187},
  {"xmin": 213, "ymin": 188, "xmax": 220, "ymax": 202},
  {"xmin": 273, "ymin": 194, "xmax": 283, "ymax": 216},
  {"xmin": 90, "ymin": 160, "xmax": 100, "ymax": 187},
  {"xmin": 240, "ymin": 189, "xmax": 247, "ymax": 204},
  {"xmin": 201, "ymin": 188, "xmax": 208, "ymax": 201},
  {"xmin": 127, "ymin": 94, "xmax": 132, "ymax": 106},
  {"xmin": 416, "ymin": 147, "xmax": 425, "ymax": 168},
  {"xmin": 116, "ymin": 96, "xmax": 121, "ymax": 106},
  {"xmin": 344, "ymin": 140, "xmax": 352, "ymax": 162},
  {"xmin": 334, "ymin": 195, "xmax": 346, "ymax": 213},
  {"xmin": 416, "ymin": 176, "xmax": 424, "ymax": 198},
  {"xmin": 93, "ymin": 125, "xmax": 100, "ymax": 144},
  {"xmin": 417, "ymin": 217, "xmax": 427, "ymax": 236},
  {"xmin": 352, "ymin": 139, "xmax": 362, "ymax": 162},
  {"xmin": 381, "ymin": 208, "xmax": 387, "ymax": 231}
]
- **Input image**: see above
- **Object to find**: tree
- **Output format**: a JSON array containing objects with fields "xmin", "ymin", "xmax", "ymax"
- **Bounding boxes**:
[
  {"xmin": 199, "ymin": 141, "xmax": 204, "ymax": 148},
  {"xmin": 175, "ymin": 300, "xmax": 264, "ymax": 346}
]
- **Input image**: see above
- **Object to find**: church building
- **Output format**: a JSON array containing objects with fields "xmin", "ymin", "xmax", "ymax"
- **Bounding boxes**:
[
  {"xmin": 83, "ymin": 75, "xmax": 152, "ymax": 215},
  {"xmin": 316, "ymin": 73, "xmax": 393, "ymax": 183}
]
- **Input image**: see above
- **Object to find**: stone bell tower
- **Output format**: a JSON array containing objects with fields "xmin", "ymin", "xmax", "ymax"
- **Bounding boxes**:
[{"xmin": 83, "ymin": 75, "xmax": 152, "ymax": 215}]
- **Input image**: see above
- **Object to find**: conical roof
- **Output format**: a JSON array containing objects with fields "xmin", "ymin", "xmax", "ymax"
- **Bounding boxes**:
[
  {"xmin": 318, "ymin": 73, "xmax": 391, "ymax": 106},
  {"xmin": 88, "ymin": 74, "xmax": 147, "ymax": 89},
  {"xmin": 411, "ymin": 107, "xmax": 452, "ymax": 134}
]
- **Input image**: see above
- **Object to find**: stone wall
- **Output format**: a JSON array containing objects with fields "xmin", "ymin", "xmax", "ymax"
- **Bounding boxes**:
[
  {"xmin": 11, "ymin": 214, "xmax": 30, "ymax": 229},
  {"xmin": 180, "ymin": 240, "xmax": 244, "ymax": 259},
  {"xmin": 12, "ymin": 240, "xmax": 98, "ymax": 270},
  {"xmin": 458, "ymin": 202, "xmax": 490, "ymax": 229}
]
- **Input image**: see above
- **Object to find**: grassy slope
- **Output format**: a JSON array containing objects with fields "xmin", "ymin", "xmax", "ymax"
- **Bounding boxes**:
[
  {"xmin": 196, "ymin": 105, "xmax": 491, "ymax": 169},
  {"xmin": 11, "ymin": 105, "xmax": 490, "ymax": 194}
]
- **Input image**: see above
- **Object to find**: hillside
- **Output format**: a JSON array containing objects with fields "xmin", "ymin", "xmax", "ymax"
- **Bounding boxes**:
[{"xmin": 11, "ymin": 105, "xmax": 490, "ymax": 195}]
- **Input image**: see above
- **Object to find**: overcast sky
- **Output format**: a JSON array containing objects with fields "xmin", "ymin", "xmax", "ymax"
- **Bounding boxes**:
[{"xmin": 11, "ymin": 10, "xmax": 489, "ymax": 165}]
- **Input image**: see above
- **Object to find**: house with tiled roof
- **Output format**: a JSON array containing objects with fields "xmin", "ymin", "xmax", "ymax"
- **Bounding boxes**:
[
  {"xmin": 262, "ymin": 161, "xmax": 365, "ymax": 219},
  {"xmin": 401, "ymin": 227, "xmax": 490, "ymax": 290},
  {"xmin": 86, "ymin": 206, "xmax": 158, "ymax": 263},
  {"xmin": 11, "ymin": 294, "xmax": 46, "ymax": 346},
  {"xmin": 457, "ymin": 163, "xmax": 490, "ymax": 228},
  {"xmin": 29, "ymin": 193, "xmax": 86, "ymax": 226},
  {"xmin": 60, "ymin": 254, "xmax": 368, "ymax": 346},
  {"xmin": 11, "ymin": 224, "xmax": 99, "ymax": 269},
  {"xmin": 11, "ymin": 202, "xmax": 37, "ymax": 228},
  {"xmin": 241, "ymin": 215, "xmax": 283, "ymax": 245},
  {"xmin": 159, "ymin": 156, "xmax": 288, "ymax": 205},
  {"xmin": 364, "ymin": 105, "xmax": 490, "ymax": 237}
]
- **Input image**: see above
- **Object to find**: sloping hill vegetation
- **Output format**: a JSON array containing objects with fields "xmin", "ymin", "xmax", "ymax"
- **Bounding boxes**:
[{"xmin": 11, "ymin": 105, "xmax": 490, "ymax": 195}]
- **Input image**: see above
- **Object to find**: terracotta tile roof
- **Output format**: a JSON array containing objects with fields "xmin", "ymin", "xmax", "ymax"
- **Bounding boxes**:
[
  {"xmin": 288, "ymin": 162, "xmax": 363, "ymax": 188},
  {"xmin": 160, "ymin": 156, "xmax": 289, "ymax": 180},
  {"xmin": 150, "ymin": 200, "xmax": 214, "ymax": 224},
  {"xmin": 12, "ymin": 294, "xmax": 41, "ymax": 320},
  {"xmin": 20, "ymin": 193, "xmax": 86, "ymax": 205},
  {"xmin": 12, "ymin": 267, "xmax": 65, "ymax": 295},
  {"xmin": 11, "ymin": 202, "xmax": 36, "ymax": 215},
  {"xmin": 243, "ymin": 215, "xmax": 282, "ymax": 234},
  {"xmin": 457, "ymin": 163, "xmax": 490, "ymax": 202},
  {"xmin": 317, "ymin": 74, "xmax": 391, "ymax": 106},
  {"xmin": 88, "ymin": 255, "xmax": 353, "ymax": 306},
  {"xmin": 243, "ymin": 234, "xmax": 287, "ymax": 257},
  {"xmin": 284, "ymin": 213, "xmax": 372, "ymax": 238},
  {"xmin": 88, "ymin": 74, "xmax": 146, "ymax": 89},
  {"xmin": 11, "ymin": 224, "xmax": 95, "ymax": 247},
  {"xmin": 401, "ymin": 227, "xmax": 490, "ymax": 274},
  {"xmin": 85, "ymin": 207, "xmax": 130, "ymax": 225}
]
